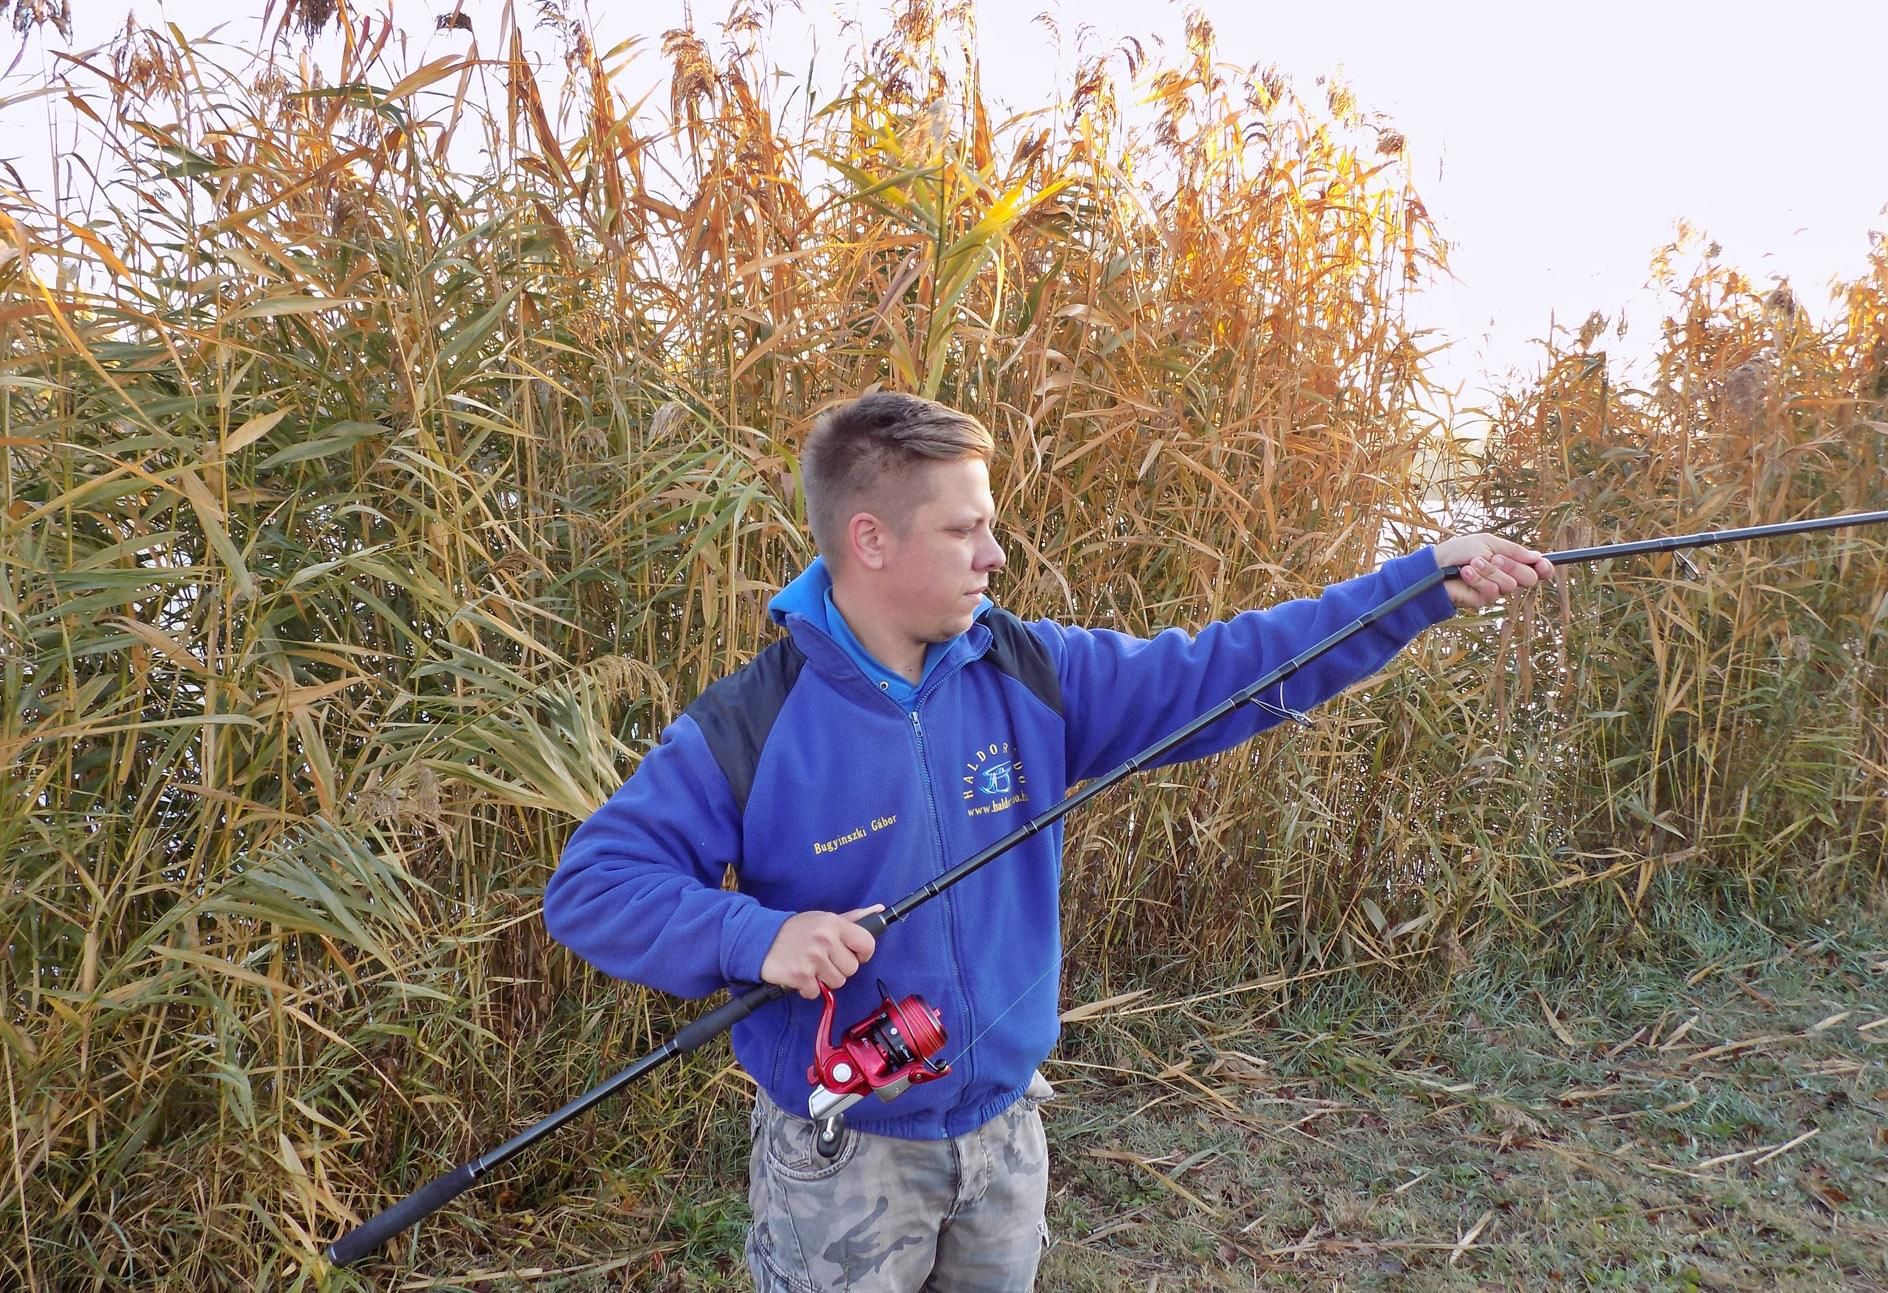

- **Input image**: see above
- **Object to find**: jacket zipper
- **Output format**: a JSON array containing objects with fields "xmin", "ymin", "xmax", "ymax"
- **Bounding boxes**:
[
  {"xmin": 787, "ymin": 615, "xmax": 990, "ymax": 1119},
  {"xmin": 907, "ymin": 701, "xmax": 978, "ymax": 1102}
]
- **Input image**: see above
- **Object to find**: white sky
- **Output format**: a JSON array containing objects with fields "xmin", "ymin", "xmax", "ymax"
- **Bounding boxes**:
[{"xmin": 4, "ymin": 0, "xmax": 1884, "ymax": 411}]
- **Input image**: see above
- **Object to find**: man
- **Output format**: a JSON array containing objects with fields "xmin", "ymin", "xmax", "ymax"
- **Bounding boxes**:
[{"xmin": 544, "ymin": 391, "xmax": 1551, "ymax": 1291}]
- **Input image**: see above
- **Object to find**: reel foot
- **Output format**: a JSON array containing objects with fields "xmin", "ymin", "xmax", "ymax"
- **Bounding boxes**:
[{"xmin": 814, "ymin": 1116, "xmax": 846, "ymax": 1160}]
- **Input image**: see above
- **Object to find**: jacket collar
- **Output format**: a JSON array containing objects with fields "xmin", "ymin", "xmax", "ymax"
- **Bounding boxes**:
[{"xmin": 768, "ymin": 557, "xmax": 994, "ymax": 694}]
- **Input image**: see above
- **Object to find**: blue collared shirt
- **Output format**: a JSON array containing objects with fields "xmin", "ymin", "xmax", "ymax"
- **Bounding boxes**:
[{"xmin": 820, "ymin": 587, "xmax": 952, "ymax": 706}]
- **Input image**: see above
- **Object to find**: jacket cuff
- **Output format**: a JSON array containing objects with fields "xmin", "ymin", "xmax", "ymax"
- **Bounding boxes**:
[
  {"xmin": 1381, "ymin": 546, "xmax": 1456, "ymax": 631},
  {"xmin": 720, "ymin": 898, "xmax": 795, "ymax": 986}
]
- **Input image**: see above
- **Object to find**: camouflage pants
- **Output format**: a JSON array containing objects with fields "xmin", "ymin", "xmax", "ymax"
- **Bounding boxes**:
[{"xmin": 745, "ymin": 1074, "xmax": 1053, "ymax": 1292}]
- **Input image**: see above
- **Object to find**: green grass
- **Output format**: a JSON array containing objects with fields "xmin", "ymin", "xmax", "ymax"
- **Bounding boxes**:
[{"xmin": 1037, "ymin": 901, "xmax": 1888, "ymax": 1291}]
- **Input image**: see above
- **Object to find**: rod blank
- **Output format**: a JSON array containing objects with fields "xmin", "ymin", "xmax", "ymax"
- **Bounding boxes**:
[
  {"xmin": 1538, "ymin": 509, "xmax": 1888, "ymax": 567},
  {"xmin": 323, "ymin": 505, "xmax": 1888, "ymax": 1267}
]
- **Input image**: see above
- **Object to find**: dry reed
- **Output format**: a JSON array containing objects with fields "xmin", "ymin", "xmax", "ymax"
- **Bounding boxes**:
[{"xmin": 1, "ymin": 3, "xmax": 1883, "ymax": 1286}]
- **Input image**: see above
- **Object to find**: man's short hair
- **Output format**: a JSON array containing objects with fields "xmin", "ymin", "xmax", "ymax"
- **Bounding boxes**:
[{"xmin": 801, "ymin": 392, "xmax": 994, "ymax": 556}]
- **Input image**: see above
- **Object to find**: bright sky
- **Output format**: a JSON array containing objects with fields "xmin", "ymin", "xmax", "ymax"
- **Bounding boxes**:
[{"xmin": 5, "ymin": 0, "xmax": 1884, "ymax": 410}]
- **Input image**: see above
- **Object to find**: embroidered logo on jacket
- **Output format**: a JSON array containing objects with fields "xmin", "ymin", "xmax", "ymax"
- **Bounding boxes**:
[
  {"xmin": 976, "ymin": 761, "xmax": 1014, "ymax": 795},
  {"xmin": 961, "ymin": 740, "xmax": 1029, "ymax": 818}
]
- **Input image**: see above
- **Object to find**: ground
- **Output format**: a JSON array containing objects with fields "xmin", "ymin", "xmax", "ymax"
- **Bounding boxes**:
[
  {"xmin": 386, "ymin": 903, "xmax": 1888, "ymax": 1292},
  {"xmin": 1033, "ymin": 909, "xmax": 1887, "ymax": 1291}
]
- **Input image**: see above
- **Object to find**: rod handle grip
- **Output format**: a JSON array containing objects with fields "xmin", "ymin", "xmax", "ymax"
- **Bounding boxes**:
[
  {"xmin": 673, "ymin": 980, "xmax": 786, "ymax": 1052},
  {"xmin": 325, "ymin": 1161, "xmax": 479, "ymax": 1267},
  {"xmin": 681, "ymin": 910, "xmax": 891, "ymax": 1050}
]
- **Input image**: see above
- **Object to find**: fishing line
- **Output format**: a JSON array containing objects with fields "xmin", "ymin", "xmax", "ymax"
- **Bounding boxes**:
[{"xmin": 325, "ymin": 507, "xmax": 1888, "ymax": 1267}]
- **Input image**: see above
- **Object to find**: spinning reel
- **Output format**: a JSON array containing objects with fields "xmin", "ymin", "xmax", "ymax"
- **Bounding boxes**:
[{"xmin": 806, "ymin": 979, "xmax": 949, "ymax": 1158}]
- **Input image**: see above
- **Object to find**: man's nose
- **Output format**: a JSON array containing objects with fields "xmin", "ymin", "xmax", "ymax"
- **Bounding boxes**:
[{"xmin": 979, "ymin": 531, "xmax": 1006, "ymax": 571}]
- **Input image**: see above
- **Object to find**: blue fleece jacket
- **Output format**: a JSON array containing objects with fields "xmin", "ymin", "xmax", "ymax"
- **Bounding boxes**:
[{"xmin": 543, "ymin": 550, "xmax": 1456, "ymax": 1139}]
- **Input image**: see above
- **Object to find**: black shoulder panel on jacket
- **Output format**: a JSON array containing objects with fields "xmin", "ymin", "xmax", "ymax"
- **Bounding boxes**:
[
  {"xmin": 983, "ymin": 608, "xmax": 1062, "ymax": 716},
  {"xmin": 686, "ymin": 637, "xmax": 807, "ymax": 816}
]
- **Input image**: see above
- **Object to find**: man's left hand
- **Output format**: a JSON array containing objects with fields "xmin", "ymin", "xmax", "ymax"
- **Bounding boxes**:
[{"xmin": 1433, "ymin": 534, "xmax": 1555, "ymax": 610}]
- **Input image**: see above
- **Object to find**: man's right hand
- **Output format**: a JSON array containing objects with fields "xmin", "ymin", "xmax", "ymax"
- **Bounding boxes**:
[{"xmin": 760, "ymin": 905, "xmax": 883, "ymax": 999}]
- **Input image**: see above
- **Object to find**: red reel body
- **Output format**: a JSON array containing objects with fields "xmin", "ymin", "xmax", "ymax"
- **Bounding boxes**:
[{"xmin": 806, "ymin": 980, "xmax": 949, "ymax": 1136}]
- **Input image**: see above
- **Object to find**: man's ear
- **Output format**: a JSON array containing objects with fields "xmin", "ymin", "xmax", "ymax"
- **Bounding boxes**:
[{"xmin": 846, "ymin": 510, "xmax": 889, "ymax": 571}]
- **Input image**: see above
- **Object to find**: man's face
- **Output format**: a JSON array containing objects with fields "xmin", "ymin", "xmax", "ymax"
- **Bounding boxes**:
[{"xmin": 879, "ymin": 456, "xmax": 1007, "ymax": 643}]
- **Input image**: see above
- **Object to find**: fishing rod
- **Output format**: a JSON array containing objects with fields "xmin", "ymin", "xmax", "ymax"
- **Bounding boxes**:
[{"xmin": 325, "ymin": 506, "xmax": 1888, "ymax": 1267}]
